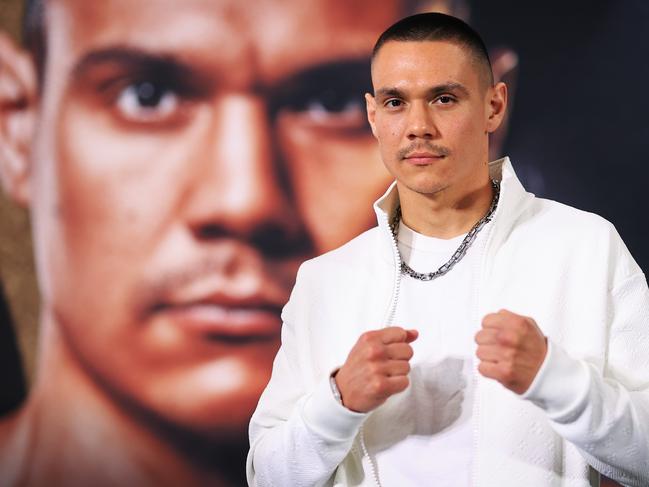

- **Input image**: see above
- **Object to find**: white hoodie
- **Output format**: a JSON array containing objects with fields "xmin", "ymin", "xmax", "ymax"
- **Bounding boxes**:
[{"xmin": 247, "ymin": 158, "xmax": 649, "ymax": 487}]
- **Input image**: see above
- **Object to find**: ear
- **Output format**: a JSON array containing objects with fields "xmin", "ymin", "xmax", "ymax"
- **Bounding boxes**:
[
  {"xmin": 0, "ymin": 31, "xmax": 38, "ymax": 207},
  {"xmin": 487, "ymin": 47, "xmax": 518, "ymax": 160},
  {"xmin": 486, "ymin": 81, "xmax": 508, "ymax": 134},
  {"xmin": 365, "ymin": 92, "xmax": 378, "ymax": 139}
]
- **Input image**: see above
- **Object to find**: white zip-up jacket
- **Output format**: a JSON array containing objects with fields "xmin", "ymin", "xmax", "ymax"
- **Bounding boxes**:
[{"xmin": 247, "ymin": 158, "xmax": 649, "ymax": 487}]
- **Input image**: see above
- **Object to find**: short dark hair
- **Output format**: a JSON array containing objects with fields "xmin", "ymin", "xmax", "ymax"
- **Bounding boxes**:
[
  {"xmin": 22, "ymin": 0, "xmax": 45, "ymax": 81},
  {"xmin": 372, "ymin": 12, "xmax": 493, "ymax": 86}
]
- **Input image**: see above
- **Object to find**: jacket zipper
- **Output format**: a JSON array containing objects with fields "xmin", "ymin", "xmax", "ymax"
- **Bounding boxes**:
[
  {"xmin": 470, "ymin": 176, "xmax": 503, "ymax": 487},
  {"xmin": 470, "ymin": 223, "xmax": 494, "ymax": 487},
  {"xmin": 359, "ymin": 212, "xmax": 403, "ymax": 487},
  {"xmin": 385, "ymin": 214, "xmax": 403, "ymax": 327}
]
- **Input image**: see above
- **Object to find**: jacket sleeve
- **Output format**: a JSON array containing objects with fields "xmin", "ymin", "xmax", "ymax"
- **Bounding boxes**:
[
  {"xmin": 521, "ymin": 271, "xmax": 649, "ymax": 487},
  {"xmin": 246, "ymin": 264, "xmax": 366, "ymax": 487}
]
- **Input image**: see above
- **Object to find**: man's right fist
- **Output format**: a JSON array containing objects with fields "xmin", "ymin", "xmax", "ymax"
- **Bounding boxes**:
[{"xmin": 334, "ymin": 326, "xmax": 418, "ymax": 413}]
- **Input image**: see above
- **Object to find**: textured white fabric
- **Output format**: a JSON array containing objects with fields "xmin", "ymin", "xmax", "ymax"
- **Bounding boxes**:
[{"xmin": 247, "ymin": 158, "xmax": 649, "ymax": 487}]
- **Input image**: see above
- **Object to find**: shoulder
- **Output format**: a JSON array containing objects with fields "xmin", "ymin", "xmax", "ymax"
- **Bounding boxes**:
[
  {"xmin": 515, "ymin": 196, "xmax": 642, "ymax": 280},
  {"xmin": 529, "ymin": 196, "xmax": 612, "ymax": 230},
  {"xmin": 298, "ymin": 227, "xmax": 382, "ymax": 278},
  {"xmin": 281, "ymin": 226, "xmax": 391, "ymax": 328},
  {"xmin": 517, "ymin": 196, "xmax": 620, "ymax": 244}
]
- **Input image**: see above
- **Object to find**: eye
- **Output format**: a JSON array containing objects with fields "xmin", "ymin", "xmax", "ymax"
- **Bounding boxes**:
[
  {"xmin": 270, "ymin": 60, "xmax": 372, "ymax": 134},
  {"xmin": 278, "ymin": 87, "xmax": 367, "ymax": 132},
  {"xmin": 435, "ymin": 95, "xmax": 456, "ymax": 105},
  {"xmin": 302, "ymin": 89, "xmax": 365, "ymax": 122},
  {"xmin": 384, "ymin": 99, "xmax": 403, "ymax": 109},
  {"xmin": 115, "ymin": 81, "xmax": 179, "ymax": 122}
]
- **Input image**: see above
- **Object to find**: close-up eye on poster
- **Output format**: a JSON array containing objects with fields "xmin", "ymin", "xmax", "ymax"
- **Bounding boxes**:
[{"xmin": 0, "ymin": 1, "xmax": 647, "ymax": 486}]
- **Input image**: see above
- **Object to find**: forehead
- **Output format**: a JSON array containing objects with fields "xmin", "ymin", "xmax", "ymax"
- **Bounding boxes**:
[
  {"xmin": 46, "ymin": 0, "xmax": 451, "ymax": 84},
  {"xmin": 371, "ymin": 40, "xmax": 479, "ymax": 89}
]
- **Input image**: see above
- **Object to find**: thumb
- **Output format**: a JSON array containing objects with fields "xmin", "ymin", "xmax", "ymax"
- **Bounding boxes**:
[{"xmin": 405, "ymin": 329, "xmax": 419, "ymax": 343}]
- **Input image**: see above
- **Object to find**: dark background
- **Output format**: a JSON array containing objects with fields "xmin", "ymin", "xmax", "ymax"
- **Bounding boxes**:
[{"xmin": 475, "ymin": 0, "xmax": 649, "ymax": 273}]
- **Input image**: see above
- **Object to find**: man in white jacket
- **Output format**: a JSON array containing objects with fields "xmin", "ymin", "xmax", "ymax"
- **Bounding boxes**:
[{"xmin": 248, "ymin": 13, "xmax": 649, "ymax": 487}]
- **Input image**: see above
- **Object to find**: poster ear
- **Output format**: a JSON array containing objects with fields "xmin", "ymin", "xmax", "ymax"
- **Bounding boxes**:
[
  {"xmin": 488, "ymin": 47, "xmax": 518, "ymax": 161},
  {"xmin": 365, "ymin": 92, "xmax": 378, "ymax": 139},
  {"xmin": 0, "ymin": 31, "xmax": 37, "ymax": 207}
]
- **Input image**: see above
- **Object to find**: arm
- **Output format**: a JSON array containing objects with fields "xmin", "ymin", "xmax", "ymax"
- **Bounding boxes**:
[
  {"xmin": 521, "ymin": 272, "xmax": 649, "ymax": 487},
  {"xmin": 247, "ymin": 344, "xmax": 367, "ymax": 487},
  {"xmin": 247, "ymin": 265, "xmax": 417, "ymax": 486},
  {"xmin": 246, "ymin": 267, "xmax": 366, "ymax": 486},
  {"xmin": 477, "ymin": 272, "xmax": 649, "ymax": 486}
]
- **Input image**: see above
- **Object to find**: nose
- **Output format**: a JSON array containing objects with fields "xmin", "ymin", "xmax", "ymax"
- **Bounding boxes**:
[
  {"xmin": 406, "ymin": 101, "xmax": 437, "ymax": 140},
  {"xmin": 184, "ymin": 93, "xmax": 310, "ymax": 257}
]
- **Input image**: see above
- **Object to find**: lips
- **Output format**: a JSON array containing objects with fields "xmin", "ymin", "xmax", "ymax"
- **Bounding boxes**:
[
  {"xmin": 149, "ymin": 278, "xmax": 284, "ymax": 343},
  {"xmin": 404, "ymin": 152, "xmax": 446, "ymax": 165}
]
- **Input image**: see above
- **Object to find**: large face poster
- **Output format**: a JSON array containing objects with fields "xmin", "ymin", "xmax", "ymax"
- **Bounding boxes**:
[{"xmin": 0, "ymin": 0, "xmax": 645, "ymax": 485}]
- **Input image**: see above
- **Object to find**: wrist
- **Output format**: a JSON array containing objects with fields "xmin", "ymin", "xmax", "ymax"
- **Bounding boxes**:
[{"xmin": 329, "ymin": 368, "xmax": 344, "ymax": 405}]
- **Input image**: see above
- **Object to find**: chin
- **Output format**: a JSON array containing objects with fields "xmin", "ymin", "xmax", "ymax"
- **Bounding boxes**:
[
  {"xmin": 119, "ymin": 386, "xmax": 258, "ymax": 445},
  {"xmin": 129, "ymin": 365, "xmax": 270, "ymax": 438},
  {"xmin": 402, "ymin": 177, "xmax": 449, "ymax": 196}
]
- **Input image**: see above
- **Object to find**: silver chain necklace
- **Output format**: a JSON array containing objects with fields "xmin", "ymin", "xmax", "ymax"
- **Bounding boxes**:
[{"xmin": 390, "ymin": 180, "xmax": 500, "ymax": 281}]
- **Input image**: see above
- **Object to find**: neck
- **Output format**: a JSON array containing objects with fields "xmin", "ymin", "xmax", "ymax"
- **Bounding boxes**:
[
  {"xmin": 0, "ymin": 311, "xmax": 245, "ymax": 486},
  {"xmin": 397, "ymin": 176, "xmax": 494, "ymax": 239}
]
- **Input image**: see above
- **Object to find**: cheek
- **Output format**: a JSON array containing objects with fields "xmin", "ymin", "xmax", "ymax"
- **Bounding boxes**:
[
  {"xmin": 55, "ymin": 110, "xmax": 161, "ymax": 272},
  {"xmin": 37, "ymin": 100, "xmax": 203, "ymax": 329},
  {"xmin": 373, "ymin": 116, "xmax": 403, "ymax": 163},
  {"xmin": 462, "ymin": 105, "xmax": 489, "ymax": 135},
  {"xmin": 375, "ymin": 114, "xmax": 402, "ymax": 140},
  {"xmin": 278, "ymin": 122, "xmax": 390, "ymax": 252}
]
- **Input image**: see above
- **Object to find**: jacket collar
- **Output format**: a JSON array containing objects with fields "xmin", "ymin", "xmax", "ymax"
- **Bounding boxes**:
[{"xmin": 372, "ymin": 157, "xmax": 533, "ymax": 265}]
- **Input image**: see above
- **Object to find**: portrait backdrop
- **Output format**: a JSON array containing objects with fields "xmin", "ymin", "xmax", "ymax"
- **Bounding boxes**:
[{"xmin": 0, "ymin": 1, "xmax": 645, "ymax": 485}]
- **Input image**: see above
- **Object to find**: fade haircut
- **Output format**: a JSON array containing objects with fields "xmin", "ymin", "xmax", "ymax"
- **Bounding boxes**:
[{"xmin": 372, "ymin": 12, "xmax": 493, "ymax": 87}]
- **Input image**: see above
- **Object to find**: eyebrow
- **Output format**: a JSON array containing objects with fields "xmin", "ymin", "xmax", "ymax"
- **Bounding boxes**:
[
  {"xmin": 281, "ymin": 58, "xmax": 370, "ymax": 90},
  {"xmin": 70, "ymin": 46, "xmax": 210, "ymax": 93},
  {"xmin": 267, "ymin": 58, "xmax": 371, "ymax": 112},
  {"xmin": 375, "ymin": 82, "xmax": 470, "ymax": 99},
  {"xmin": 73, "ymin": 46, "xmax": 189, "ymax": 76}
]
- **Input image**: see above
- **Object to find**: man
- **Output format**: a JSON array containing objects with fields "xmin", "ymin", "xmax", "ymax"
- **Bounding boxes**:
[
  {"xmin": 248, "ymin": 13, "xmax": 649, "ymax": 487},
  {"xmin": 0, "ymin": 0, "xmax": 515, "ymax": 485}
]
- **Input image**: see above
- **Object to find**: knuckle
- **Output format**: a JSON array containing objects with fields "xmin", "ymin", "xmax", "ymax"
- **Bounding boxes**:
[
  {"xmin": 499, "ymin": 331, "xmax": 519, "ymax": 347},
  {"xmin": 395, "ymin": 376, "xmax": 409, "ymax": 392},
  {"xmin": 366, "ymin": 344, "xmax": 383, "ymax": 360},
  {"xmin": 478, "ymin": 362, "xmax": 489, "ymax": 375},
  {"xmin": 403, "ymin": 361, "xmax": 411, "ymax": 373},
  {"xmin": 392, "ymin": 327, "xmax": 407, "ymax": 341},
  {"xmin": 481, "ymin": 314, "xmax": 495, "ymax": 327},
  {"xmin": 369, "ymin": 378, "xmax": 384, "ymax": 396},
  {"xmin": 359, "ymin": 331, "xmax": 374, "ymax": 344},
  {"xmin": 501, "ymin": 363, "xmax": 516, "ymax": 383},
  {"xmin": 367, "ymin": 362, "xmax": 381, "ymax": 376},
  {"xmin": 513, "ymin": 317, "xmax": 528, "ymax": 332}
]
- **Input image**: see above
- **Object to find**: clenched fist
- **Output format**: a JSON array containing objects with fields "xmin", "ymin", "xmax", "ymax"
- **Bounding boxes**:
[
  {"xmin": 335, "ymin": 327, "xmax": 418, "ymax": 413},
  {"xmin": 475, "ymin": 309, "xmax": 547, "ymax": 394}
]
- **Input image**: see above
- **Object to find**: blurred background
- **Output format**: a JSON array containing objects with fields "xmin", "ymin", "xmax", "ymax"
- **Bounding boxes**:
[{"xmin": 0, "ymin": 1, "xmax": 646, "ymax": 485}]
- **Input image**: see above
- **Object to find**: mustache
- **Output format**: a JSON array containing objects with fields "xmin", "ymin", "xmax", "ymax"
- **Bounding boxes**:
[
  {"xmin": 130, "ymin": 256, "xmax": 289, "ymax": 318},
  {"xmin": 397, "ymin": 142, "xmax": 451, "ymax": 160}
]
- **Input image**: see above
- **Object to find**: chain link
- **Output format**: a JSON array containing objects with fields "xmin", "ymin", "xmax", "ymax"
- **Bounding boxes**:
[{"xmin": 391, "ymin": 180, "xmax": 500, "ymax": 281}]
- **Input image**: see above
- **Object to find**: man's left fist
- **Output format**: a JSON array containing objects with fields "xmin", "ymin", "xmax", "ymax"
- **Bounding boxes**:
[{"xmin": 475, "ymin": 309, "xmax": 548, "ymax": 394}]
